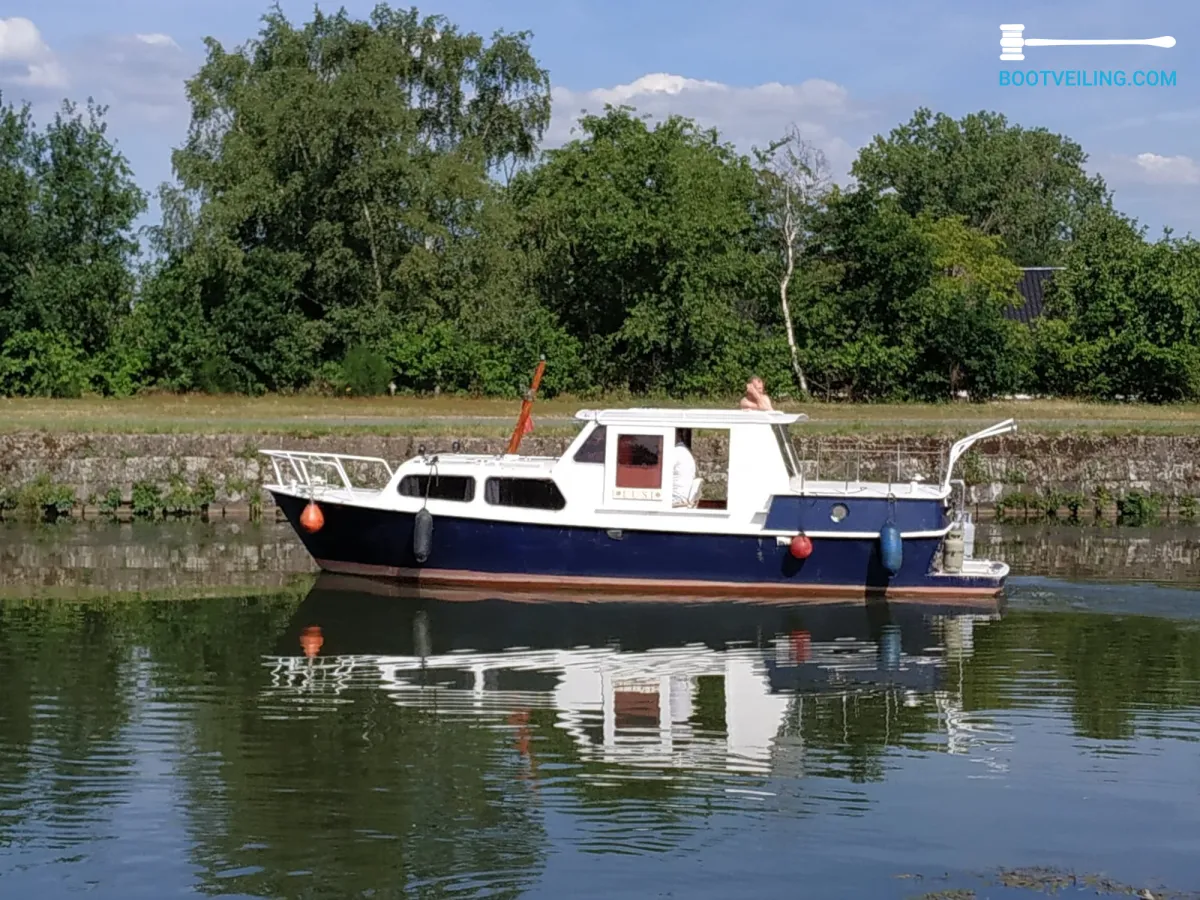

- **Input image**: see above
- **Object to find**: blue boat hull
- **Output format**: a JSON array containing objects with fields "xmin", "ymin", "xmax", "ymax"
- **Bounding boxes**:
[{"xmin": 271, "ymin": 492, "xmax": 1004, "ymax": 598}]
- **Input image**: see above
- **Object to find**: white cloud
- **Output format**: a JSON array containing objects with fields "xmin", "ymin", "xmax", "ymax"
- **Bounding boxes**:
[
  {"xmin": 134, "ymin": 34, "xmax": 179, "ymax": 48},
  {"xmin": 75, "ymin": 33, "xmax": 195, "ymax": 123},
  {"xmin": 0, "ymin": 17, "xmax": 67, "ymax": 88},
  {"xmin": 0, "ymin": 19, "xmax": 193, "ymax": 125},
  {"xmin": 549, "ymin": 72, "xmax": 879, "ymax": 182},
  {"xmin": 0, "ymin": 17, "xmax": 45, "ymax": 60},
  {"xmin": 1131, "ymin": 152, "xmax": 1200, "ymax": 186}
]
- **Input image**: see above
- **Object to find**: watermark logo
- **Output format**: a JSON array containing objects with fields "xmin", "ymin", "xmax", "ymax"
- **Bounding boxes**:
[
  {"xmin": 999, "ymin": 24, "xmax": 1175, "ymax": 61},
  {"xmin": 999, "ymin": 69, "xmax": 1176, "ymax": 88},
  {"xmin": 998, "ymin": 24, "xmax": 1176, "ymax": 87}
]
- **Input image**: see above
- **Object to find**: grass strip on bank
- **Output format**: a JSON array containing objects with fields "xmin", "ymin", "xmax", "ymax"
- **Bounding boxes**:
[{"xmin": 3, "ymin": 395, "xmax": 1200, "ymax": 437}]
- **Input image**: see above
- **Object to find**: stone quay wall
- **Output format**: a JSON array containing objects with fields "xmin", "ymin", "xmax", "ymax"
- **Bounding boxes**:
[{"xmin": 0, "ymin": 430, "xmax": 1198, "ymax": 519}]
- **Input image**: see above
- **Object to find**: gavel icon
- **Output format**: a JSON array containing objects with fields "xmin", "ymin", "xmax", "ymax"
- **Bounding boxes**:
[{"xmin": 1000, "ymin": 24, "xmax": 1175, "ymax": 61}]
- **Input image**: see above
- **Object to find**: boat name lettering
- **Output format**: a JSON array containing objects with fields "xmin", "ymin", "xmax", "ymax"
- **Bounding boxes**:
[{"xmin": 611, "ymin": 487, "xmax": 663, "ymax": 501}]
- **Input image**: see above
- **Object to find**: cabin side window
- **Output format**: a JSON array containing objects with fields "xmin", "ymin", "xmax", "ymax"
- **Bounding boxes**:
[
  {"xmin": 398, "ymin": 474, "xmax": 476, "ymax": 502},
  {"xmin": 484, "ymin": 477, "xmax": 567, "ymax": 511},
  {"xmin": 772, "ymin": 425, "xmax": 800, "ymax": 478},
  {"xmin": 615, "ymin": 434, "xmax": 664, "ymax": 489},
  {"xmin": 573, "ymin": 425, "xmax": 607, "ymax": 463}
]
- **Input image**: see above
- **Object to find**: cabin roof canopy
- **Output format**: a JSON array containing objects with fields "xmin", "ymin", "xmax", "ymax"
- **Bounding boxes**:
[{"xmin": 574, "ymin": 408, "xmax": 808, "ymax": 427}]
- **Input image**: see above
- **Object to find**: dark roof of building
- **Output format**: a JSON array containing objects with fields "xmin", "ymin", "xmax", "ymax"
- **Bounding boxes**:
[{"xmin": 1005, "ymin": 267, "xmax": 1062, "ymax": 325}]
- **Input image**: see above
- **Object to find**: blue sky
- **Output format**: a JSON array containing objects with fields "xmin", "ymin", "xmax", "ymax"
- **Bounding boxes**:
[{"xmin": 1, "ymin": 0, "xmax": 1198, "ymax": 235}]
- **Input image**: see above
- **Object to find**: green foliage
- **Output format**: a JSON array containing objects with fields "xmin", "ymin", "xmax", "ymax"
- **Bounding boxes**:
[
  {"xmin": 994, "ymin": 490, "xmax": 1085, "ymax": 523},
  {"xmin": 1038, "ymin": 491, "xmax": 1084, "ymax": 521},
  {"xmin": 192, "ymin": 474, "xmax": 217, "ymax": 509},
  {"xmin": 163, "ymin": 477, "xmax": 195, "ymax": 517},
  {"xmin": 1001, "ymin": 461, "xmax": 1027, "ymax": 485},
  {"xmin": 130, "ymin": 3, "xmax": 552, "ymax": 395},
  {"xmin": 247, "ymin": 486, "xmax": 263, "ymax": 521},
  {"xmin": 131, "ymin": 476, "xmax": 216, "ymax": 519},
  {"xmin": 224, "ymin": 475, "xmax": 262, "ymax": 520},
  {"xmin": 164, "ymin": 474, "xmax": 216, "ymax": 517},
  {"xmin": 995, "ymin": 490, "xmax": 1076, "ymax": 522},
  {"xmin": 797, "ymin": 193, "xmax": 1033, "ymax": 400},
  {"xmin": 958, "ymin": 450, "xmax": 987, "ymax": 486},
  {"xmin": 197, "ymin": 355, "xmax": 245, "ymax": 395},
  {"xmin": 131, "ymin": 481, "xmax": 164, "ymax": 519},
  {"xmin": 0, "ymin": 96, "xmax": 144, "ymax": 374},
  {"xmin": 1060, "ymin": 492, "xmax": 1086, "ymax": 522},
  {"xmin": 1033, "ymin": 207, "xmax": 1200, "ymax": 402},
  {"xmin": 911, "ymin": 215, "xmax": 1031, "ymax": 400},
  {"xmin": 994, "ymin": 492, "xmax": 1024, "ymax": 522},
  {"xmin": 509, "ymin": 106, "xmax": 772, "ymax": 394},
  {"xmin": 92, "ymin": 331, "xmax": 152, "ymax": 399},
  {"xmin": 851, "ymin": 107, "xmax": 1108, "ymax": 266},
  {"xmin": 13, "ymin": 475, "xmax": 75, "ymax": 522},
  {"xmin": 340, "ymin": 346, "xmax": 392, "ymax": 396},
  {"xmin": 98, "ymin": 487, "xmax": 122, "ymax": 517},
  {"xmin": 1115, "ymin": 490, "xmax": 1164, "ymax": 526},
  {"xmin": 0, "ymin": 9, "xmax": 1194, "ymax": 403},
  {"xmin": 0, "ymin": 330, "xmax": 91, "ymax": 397},
  {"xmin": 385, "ymin": 319, "xmax": 580, "ymax": 397},
  {"xmin": 1178, "ymin": 496, "xmax": 1198, "ymax": 522}
]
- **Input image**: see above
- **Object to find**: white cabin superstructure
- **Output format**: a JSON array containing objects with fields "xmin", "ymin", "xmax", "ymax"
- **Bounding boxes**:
[
  {"xmin": 264, "ymin": 407, "xmax": 816, "ymax": 532},
  {"xmin": 261, "ymin": 406, "xmax": 1015, "ymax": 597},
  {"xmin": 262, "ymin": 408, "xmax": 1011, "ymax": 537}
]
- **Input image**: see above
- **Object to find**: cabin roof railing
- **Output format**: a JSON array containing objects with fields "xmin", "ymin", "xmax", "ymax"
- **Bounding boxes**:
[{"xmin": 574, "ymin": 408, "xmax": 809, "ymax": 427}]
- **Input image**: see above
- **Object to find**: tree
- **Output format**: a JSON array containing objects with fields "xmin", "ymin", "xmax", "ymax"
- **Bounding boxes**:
[
  {"xmin": 510, "ymin": 106, "xmax": 774, "ymax": 394},
  {"xmin": 1033, "ymin": 206, "xmax": 1200, "ymax": 402},
  {"xmin": 754, "ymin": 125, "xmax": 832, "ymax": 397},
  {"xmin": 851, "ymin": 107, "xmax": 1109, "ymax": 266},
  {"xmin": 799, "ymin": 187, "xmax": 933, "ymax": 400},
  {"xmin": 379, "ymin": 184, "xmax": 583, "ymax": 398},
  {"xmin": 7, "ymin": 29, "xmax": 1200, "ymax": 407},
  {"xmin": 910, "ymin": 215, "xmax": 1030, "ymax": 400},
  {"xmin": 139, "ymin": 3, "xmax": 553, "ymax": 393},
  {"xmin": 0, "ymin": 95, "xmax": 40, "ymax": 347},
  {"xmin": 0, "ymin": 95, "xmax": 145, "ymax": 396},
  {"xmin": 25, "ymin": 100, "xmax": 146, "ymax": 356},
  {"xmin": 799, "ymin": 188, "xmax": 1028, "ymax": 401}
]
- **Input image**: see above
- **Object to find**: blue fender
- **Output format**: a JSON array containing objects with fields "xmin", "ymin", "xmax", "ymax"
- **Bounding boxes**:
[
  {"xmin": 879, "ymin": 523, "xmax": 902, "ymax": 576},
  {"xmin": 414, "ymin": 508, "xmax": 434, "ymax": 563}
]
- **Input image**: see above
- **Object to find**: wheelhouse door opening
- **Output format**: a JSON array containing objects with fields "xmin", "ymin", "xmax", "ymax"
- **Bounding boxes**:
[{"xmin": 692, "ymin": 428, "xmax": 729, "ymax": 510}]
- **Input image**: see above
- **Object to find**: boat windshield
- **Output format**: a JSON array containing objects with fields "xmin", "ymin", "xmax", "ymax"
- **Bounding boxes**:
[{"xmin": 772, "ymin": 424, "xmax": 801, "ymax": 477}]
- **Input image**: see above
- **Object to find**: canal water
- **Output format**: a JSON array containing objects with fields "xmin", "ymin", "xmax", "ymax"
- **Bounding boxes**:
[{"xmin": 1, "ymin": 522, "xmax": 1199, "ymax": 898}]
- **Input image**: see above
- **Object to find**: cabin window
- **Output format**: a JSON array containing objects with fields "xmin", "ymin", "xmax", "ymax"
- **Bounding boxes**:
[
  {"xmin": 484, "ymin": 477, "xmax": 567, "ymax": 511},
  {"xmin": 573, "ymin": 425, "xmax": 607, "ymax": 463},
  {"xmin": 615, "ymin": 434, "xmax": 664, "ymax": 489},
  {"xmin": 831, "ymin": 503, "xmax": 848, "ymax": 522},
  {"xmin": 772, "ymin": 424, "xmax": 801, "ymax": 477},
  {"xmin": 398, "ymin": 474, "xmax": 475, "ymax": 502}
]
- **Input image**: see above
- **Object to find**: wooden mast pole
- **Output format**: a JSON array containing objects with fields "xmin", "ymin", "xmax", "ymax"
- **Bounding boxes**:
[{"xmin": 506, "ymin": 355, "xmax": 546, "ymax": 455}]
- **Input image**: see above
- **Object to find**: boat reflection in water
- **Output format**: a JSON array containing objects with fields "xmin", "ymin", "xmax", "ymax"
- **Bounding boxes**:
[{"xmin": 265, "ymin": 574, "xmax": 1005, "ymax": 779}]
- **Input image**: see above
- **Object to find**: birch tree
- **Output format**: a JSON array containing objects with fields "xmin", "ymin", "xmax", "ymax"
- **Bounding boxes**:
[{"xmin": 755, "ymin": 125, "xmax": 831, "ymax": 397}]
